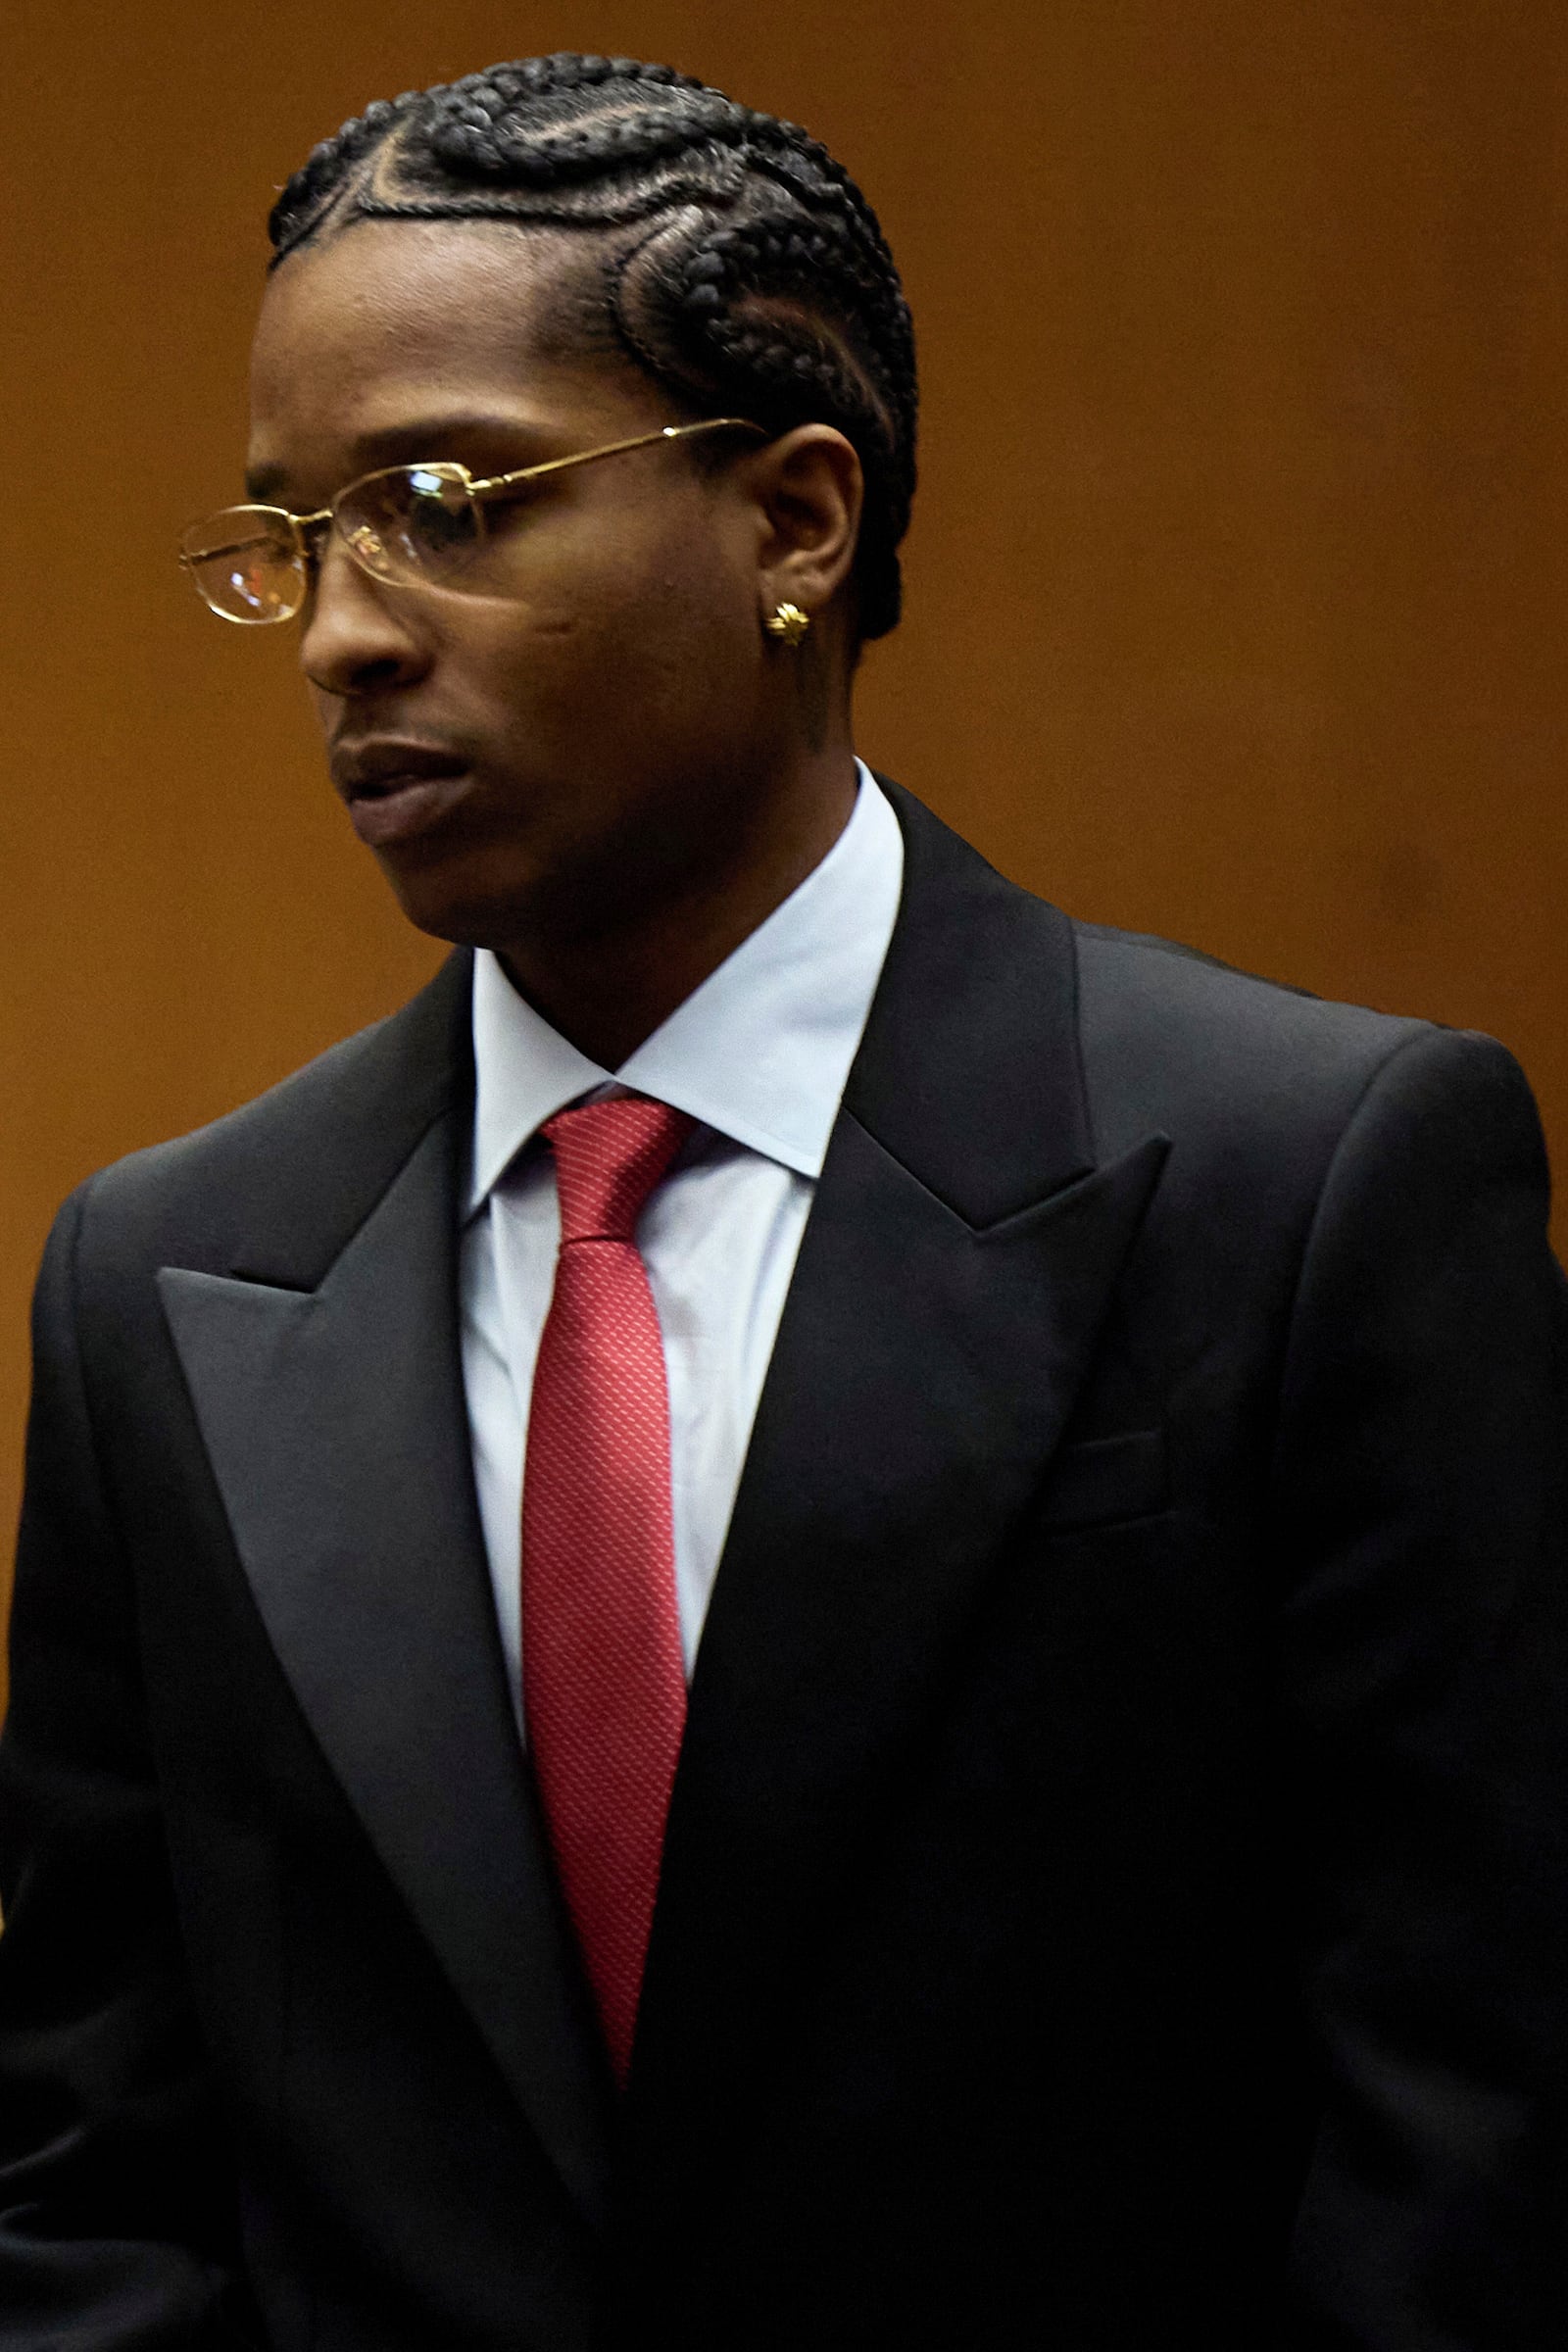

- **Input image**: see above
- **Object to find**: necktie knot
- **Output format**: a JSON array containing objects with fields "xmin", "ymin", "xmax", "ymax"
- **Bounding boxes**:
[{"xmin": 542, "ymin": 1095, "xmax": 696, "ymax": 1244}]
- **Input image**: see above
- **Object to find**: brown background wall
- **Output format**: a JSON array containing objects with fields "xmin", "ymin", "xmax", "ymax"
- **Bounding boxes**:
[{"xmin": 4, "ymin": 0, "xmax": 1567, "ymax": 1694}]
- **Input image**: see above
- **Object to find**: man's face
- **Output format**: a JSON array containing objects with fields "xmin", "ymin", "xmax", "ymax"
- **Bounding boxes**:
[{"xmin": 247, "ymin": 220, "xmax": 780, "ymax": 951}]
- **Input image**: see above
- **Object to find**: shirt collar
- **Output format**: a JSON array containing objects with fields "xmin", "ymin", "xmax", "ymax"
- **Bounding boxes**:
[{"xmin": 466, "ymin": 760, "xmax": 904, "ymax": 1213}]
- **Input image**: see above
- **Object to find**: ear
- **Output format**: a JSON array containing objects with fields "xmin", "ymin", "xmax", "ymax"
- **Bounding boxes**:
[{"xmin": 745, "ymin": 425, "xmax": 864, "ymax": 631}]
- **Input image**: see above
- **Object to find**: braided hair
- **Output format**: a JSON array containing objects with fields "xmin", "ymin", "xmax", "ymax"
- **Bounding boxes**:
[{"xmin": 268, "ymin": 55, "xmax": 916, "ymax": 640}]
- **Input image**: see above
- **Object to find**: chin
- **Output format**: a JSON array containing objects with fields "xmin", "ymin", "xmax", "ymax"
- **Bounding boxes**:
[
  {"xmin": 373, "ymin": 793, "xmax": 715, "ymax": 955},
  {"xmin": 383, "ymin": 879, "xmax": 540, "ymax": 955},
  {"xmin": 375, "ymin": 845, "xmax": 593, "ymax": 956}
]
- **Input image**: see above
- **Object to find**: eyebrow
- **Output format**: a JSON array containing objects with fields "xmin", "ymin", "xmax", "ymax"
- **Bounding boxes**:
[{"xmin": 243, "ymin": 413, "xmax": 564, "ymax": 505}]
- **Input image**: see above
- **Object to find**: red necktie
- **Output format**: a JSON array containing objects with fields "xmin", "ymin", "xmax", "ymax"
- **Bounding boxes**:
[{"xmin": 521, "ymin": 1094, "xmax": 696, "ymax": 2085}]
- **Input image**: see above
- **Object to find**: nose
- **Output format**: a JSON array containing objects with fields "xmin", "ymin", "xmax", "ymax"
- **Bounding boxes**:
[{"xmin": 299, "ymin": 531, "xmax": 432, "ymax": 699}]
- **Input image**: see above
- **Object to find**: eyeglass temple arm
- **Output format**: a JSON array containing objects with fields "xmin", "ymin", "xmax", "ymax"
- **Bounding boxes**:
[{"xmin": 466, "ymin": 417, "xmax": 763, "ymax": 501}]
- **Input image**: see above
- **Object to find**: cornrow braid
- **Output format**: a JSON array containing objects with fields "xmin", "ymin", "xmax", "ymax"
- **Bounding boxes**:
[{"xmin": 268, "ymin": 55, "xmax": 916, "ymax": 639}]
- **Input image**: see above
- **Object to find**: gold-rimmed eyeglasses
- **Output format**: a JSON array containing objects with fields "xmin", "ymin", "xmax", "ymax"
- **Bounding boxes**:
[{"xmin": 178, "ymin": 416, "xmax": 763, "ymax": 625}]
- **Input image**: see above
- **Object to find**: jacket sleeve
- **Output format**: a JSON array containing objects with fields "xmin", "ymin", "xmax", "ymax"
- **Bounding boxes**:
[
  {"xmin": 1273, "ymin": 1027, "xmax": 1568, "ymax": 2346},
  {"xmin": 0, "ymin": 1186, "xmax": 257, "ymax": 2348}
]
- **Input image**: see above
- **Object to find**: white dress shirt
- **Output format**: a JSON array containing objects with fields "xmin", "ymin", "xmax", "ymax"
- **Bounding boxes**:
[{"xmin": 460, "ymin": 763, "xmax": 904, "ymax": 1720}]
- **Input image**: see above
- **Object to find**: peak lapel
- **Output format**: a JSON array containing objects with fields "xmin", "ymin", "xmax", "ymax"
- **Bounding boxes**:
[
  {"xmin": 160, "ymin": 1051, "xmax": 614, "ymax": 2230},
  {"xmin": 629, "ymin": 787, "xmax": 1169, "ymax": 2176}
]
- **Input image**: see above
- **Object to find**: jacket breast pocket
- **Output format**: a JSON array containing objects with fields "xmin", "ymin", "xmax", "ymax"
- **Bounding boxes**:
[{"xmin": 1035, "ymin": 1427, "xmax": 1168, "ymax": 1534}]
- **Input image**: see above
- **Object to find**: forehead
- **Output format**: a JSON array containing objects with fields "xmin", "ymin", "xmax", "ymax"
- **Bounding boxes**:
[{"xmin": 248, "ymin": 220, "xmax": 632, "ymax": 468}]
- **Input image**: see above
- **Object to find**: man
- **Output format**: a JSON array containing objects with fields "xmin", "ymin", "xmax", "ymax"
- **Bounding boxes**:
[{"xmin": 2, "ymin": 53, "xmax": 1565, "ymax": 2351}]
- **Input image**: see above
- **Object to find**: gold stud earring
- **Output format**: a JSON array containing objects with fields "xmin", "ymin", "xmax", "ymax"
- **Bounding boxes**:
[{"xmin": 764, "ymin": 602, "xmax": 811, "ymax": 648}]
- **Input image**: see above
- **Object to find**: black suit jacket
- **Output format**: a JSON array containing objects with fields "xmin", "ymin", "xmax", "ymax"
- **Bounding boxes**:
[{"xmin": 2, "ymin": 784, "xmax": 1566, "ymax": 2350}]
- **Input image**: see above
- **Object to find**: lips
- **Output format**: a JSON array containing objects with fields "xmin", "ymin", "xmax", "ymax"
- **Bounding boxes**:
[
  {"xmin": 331, "ymin": 738, "xmax": 468, "ymax": 798},
  {"xmin": 330, "ymin": 739, "xmax": 473, "ymax": 850}
]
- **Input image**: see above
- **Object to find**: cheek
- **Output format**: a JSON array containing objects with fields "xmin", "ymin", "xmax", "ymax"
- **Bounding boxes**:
[
  {"xmin": 564, "ymin": 504, "xmax": 745, "ymax": 647},
  {"xmin": 471, "ymin": 514, "xmax": 757, "ymax": 739},
  {"xmin": 611, "ymin": 505, "xmax": 762, "ymax": 701}
]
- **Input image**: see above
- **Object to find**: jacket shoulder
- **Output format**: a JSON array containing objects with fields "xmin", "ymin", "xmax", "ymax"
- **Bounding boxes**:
[
  {"xmin": 1073, "ymin": 914, "xmax": 1416, "ymax": 1052},
  {"xmin": 1068, "ymin": 914, "xmax": 1531, "ymax": 1174},
  {"xmin": 68, "ymin": 953, "xmax": 471, "ymax": 1281}
]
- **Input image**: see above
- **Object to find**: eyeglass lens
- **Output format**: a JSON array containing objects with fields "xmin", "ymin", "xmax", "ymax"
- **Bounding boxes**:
[
  {"xmin": 178, "ymin": 513, "xmax": 305, "ymax": 624},
  {"xmin": 180, "ymin": 464, "xmax": 528, "ymax": 622},
  {"xmin": 338, "ymin": 466, "xmax": 490, "ymax": 587}
]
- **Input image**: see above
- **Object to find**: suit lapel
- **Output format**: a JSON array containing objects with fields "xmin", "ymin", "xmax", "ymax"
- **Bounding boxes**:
[
  {"xmin": 158, "ymin": 991, "xmax": 614, "ymax": 2232},
  {"xmin": 629, "ymin": 787, "xmax": 1169, "ymax": 2174}
]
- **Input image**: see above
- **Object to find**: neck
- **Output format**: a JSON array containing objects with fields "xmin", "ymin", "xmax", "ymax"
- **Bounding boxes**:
[{"xmin": 496, "ymin": 743, "xmax": 860, "ymax": 1070}]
